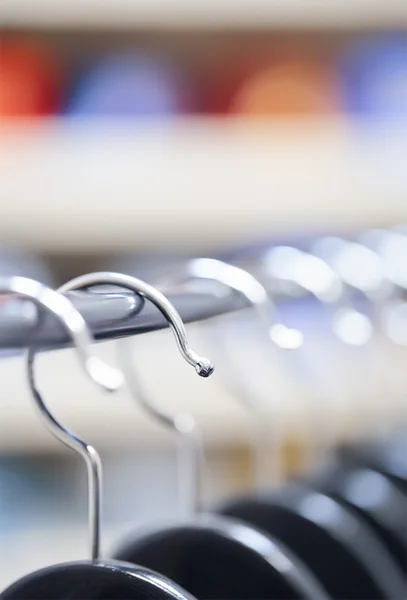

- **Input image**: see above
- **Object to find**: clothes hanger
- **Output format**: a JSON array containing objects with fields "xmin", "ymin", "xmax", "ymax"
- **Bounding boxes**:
[
  {"xmin": 156, "ymin": 257, "xmax": 304, "ymax": 490},
  {"xmin": 306, "ymin": 459, "xmax": 407, "ymax": 576},
  {"xmin": 263, "ymin": 245, "xmax": 406, "ymax": 508},
  {"xmin": 59, "ymin": 271, "xmax": 214, "ymax": 520},
  {"xmin": 263, "ymin": 244, "xmax": 377, "ymax": 459},
  {"xmin": 340, "ymin": 433, "xmax": 407, "ymax": 495},
  {"xmin": 261, "ymin": 245, "xmax": 348, "ymax": 470},
  {"xmin": 344, "ymin": 229, "xmax": 407, "ymax": 490},
  {"xmin": 312, "ymin": 236, "xmax": 407, "ymax": 458},
  {"xmin": 252, "ymin": 240, "xmax": 406, "ymax": 491},
  {"xmin": 0, "ymin": 275, "xmax": 197, "ymax": 600},
  {"xmin": 185, "ymin": 261, "xmax": 407, "ymax": 599},
  {"xmin": 57, "ymin": 272, "xmax": 331, "ymax": 600},
  {"xmin": 265, "ymin": 241, "xmax": 407, "ymax": 570},
  {"xmin": 303, "ymin": 237, "xmax": 407, "ymax": 571},
  {"xmin": 312, "ymin": 236, "xmax": 398, "ymax": 442}
]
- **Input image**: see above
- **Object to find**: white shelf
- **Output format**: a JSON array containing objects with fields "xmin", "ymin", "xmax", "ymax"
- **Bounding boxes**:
[
  {"xmin": 1, "ymin": 0, "xmax": 406, "ymax": 30},
  {"xmin": 1, "ymin": 117, "xmax": 406, "ymax": 252}
]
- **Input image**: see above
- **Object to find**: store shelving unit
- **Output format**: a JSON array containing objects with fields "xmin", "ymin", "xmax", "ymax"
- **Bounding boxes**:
[
  {"xmin": 1, "ymin": 0, "xmax": 406, "ymax": 30},
  {"xmin": 1, "ymin": 117, "xmax": 406, "ymax": 252},
  {"xmin": 1, "ymin": 0, "xmax": 406, "ymax": 253}
]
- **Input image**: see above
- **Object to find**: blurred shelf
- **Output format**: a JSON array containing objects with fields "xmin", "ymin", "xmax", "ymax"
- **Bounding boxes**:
[
  {"xmin": 0, "ymin": 330, "xmax": 295, "ymax": 453},
  {"xmin": 1, "ymin": 0, "xmax": 406, "ymax": 30},
  {"xmin": 0, "ymin": 325, "xmax": 399, "ymax": 454},
  {"xmin": 1, "ymin": 117, "xmax": 406, "ymax": 252},
  {"xmin": 1, "ymin": 324, "xmax": 405, "ymax": 454}
]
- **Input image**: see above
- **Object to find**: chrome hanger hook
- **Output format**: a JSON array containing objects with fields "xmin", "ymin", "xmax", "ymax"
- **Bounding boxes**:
[
  {"xmin": 157, "ymin": 258, "xmax": 303, "ymax": 489},
  {"xmin": 59, "ymin": 272, "xmax": 215, "ymax": 517},
  {"xmin": 159, "ymin": 258, "xmax": 302, "ymax": 351},
  {"xmin": 0, "ymin": 276, "xmax": 124, "ymax": 562},
  {"xmin": 59, "ymin": 272, "xmax": 214, "ymax": 379},
  {"xmin": 3, "ymin": 276, "xmax": 123, "ymax": 391}
]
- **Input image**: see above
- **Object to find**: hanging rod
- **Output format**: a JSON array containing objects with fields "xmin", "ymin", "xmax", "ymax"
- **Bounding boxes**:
[{"xmin": 0, "ymin": 284, "xmax": 247, "ymax": 351}]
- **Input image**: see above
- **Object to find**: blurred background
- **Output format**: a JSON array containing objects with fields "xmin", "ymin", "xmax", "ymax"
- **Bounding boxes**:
[{"xmin": 1, "ymin": 0, "xmax": 407, "ymax": 589}]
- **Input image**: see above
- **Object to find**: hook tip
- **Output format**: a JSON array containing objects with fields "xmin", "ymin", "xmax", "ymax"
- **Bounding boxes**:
[{"xmin": 195, "ymin": 357, "xmax": 215, "ymax": 378}]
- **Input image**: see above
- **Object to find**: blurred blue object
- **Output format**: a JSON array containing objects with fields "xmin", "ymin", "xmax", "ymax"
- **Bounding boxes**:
[
  {"xmin": 68, "ymin": 53, "xmax": 195, "ymax": 116},
  {"xmin": 343, "ymin": 35, "xmax": 407, "ymax": 117},
  {"xmin": 0, "ymin": 458, "xmax": 83, "ymax": 532},
  {"xmin": 0, "ymin": 460, "xmax": 33, "ymax": 532}
]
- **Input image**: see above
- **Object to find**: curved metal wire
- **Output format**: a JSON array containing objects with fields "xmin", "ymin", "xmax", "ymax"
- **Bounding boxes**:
[
  {"xmin": 0, "ymin": 276, "xmax": 123, "ymax": 561},
  {"xmin": 59, "ymin": 272, "xmax": 215, "ymax": 517},
  {"xmin": 157, "ymin": 258, "xmax": 303, "ymax": 489}
]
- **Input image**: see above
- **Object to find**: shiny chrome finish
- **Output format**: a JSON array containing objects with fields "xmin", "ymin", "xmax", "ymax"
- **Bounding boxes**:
[
  {"xmin": 59, "ymin": 272, "xmax": 214, "ymax": 518},
  {"xmin": 0, "ymin": 276, "xmax": 123, "ymax": 561}
]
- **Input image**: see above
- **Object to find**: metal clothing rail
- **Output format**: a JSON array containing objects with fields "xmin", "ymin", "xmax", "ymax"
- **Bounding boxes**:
[{"xmin": 0, "ymin": 285, "xmax": 247, "ymax": 350}]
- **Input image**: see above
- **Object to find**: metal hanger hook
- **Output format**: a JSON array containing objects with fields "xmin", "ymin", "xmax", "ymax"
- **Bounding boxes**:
[
  {"xmin": 2, "ymin": 276, "xmax": 123, "ymax": 391},
  {"xmin": 158, "ymin": 258, "xmax": 303, "ymax": 351},
  {"xmin": 0, "ymin": 275, "xmax": 124, "ymax": 562},
  {"xmin": 59, "ymin": 272, "xmax": 214, "ymax": 379},
  {"xmin": 59, "ymin": 271, "xmax": 214, "ymax": 434},
  {"xmin": 59, "ymin": 272, "xmax": 215, "ymax": 517},
  {"xmin": 156, "ymin": 258, "xmax": 303, "ymax": 489}
]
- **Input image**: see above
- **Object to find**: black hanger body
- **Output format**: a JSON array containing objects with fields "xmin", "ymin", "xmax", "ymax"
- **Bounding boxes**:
[
  {"xmin": 217, "ymin": 482, "xmax": 404, "ymax": 600},
  {"xmin": 0, "ymin": 560, "xmax": 196, "ymax": 600},
  {"xmin": 307, "ymin": 463, "xmax": 407, "ymax": 574},
  {"xmin": 339, "ymin": 434, "xmax": 407, "ymax": 495},
  {"xmin": 114, "ymin": 515, "xmax": 330, "ymax": 600}
]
